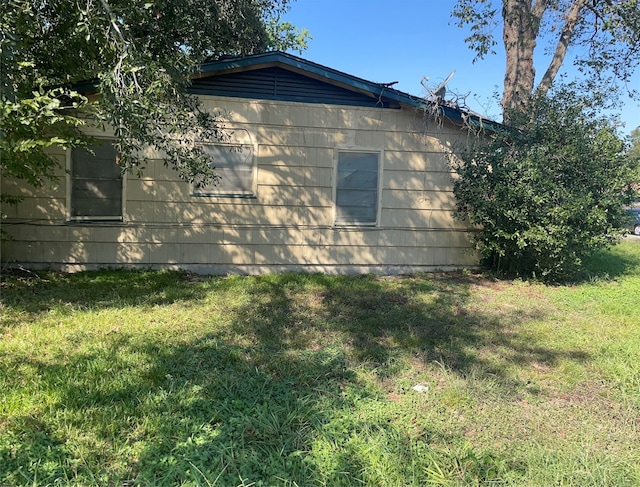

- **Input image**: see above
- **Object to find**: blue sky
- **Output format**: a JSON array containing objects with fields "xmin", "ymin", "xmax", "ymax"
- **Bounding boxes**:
[{"xmin": 282, "ymin": 0, "xmax": 640, "ymax": 135}]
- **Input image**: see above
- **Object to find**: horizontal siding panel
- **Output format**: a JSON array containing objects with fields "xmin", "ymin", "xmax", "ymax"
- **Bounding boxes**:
[
  {"xmin": 384, "ymin": 150, "xmax": 450, "ymax": 171},
  {"xmin": 383, "ymin": 171, "xmax": 454, "ymax": 191},
  {"xmin": 380, "ymin": 208, "xmax": 465, "ymax": 229},
  {"xmin": 382, "ymin": 189, "xmax": 456, "ymax": 210},
  {"xmin": 2, "ymin": 226, "xmax": 477, "ymax": 269}
]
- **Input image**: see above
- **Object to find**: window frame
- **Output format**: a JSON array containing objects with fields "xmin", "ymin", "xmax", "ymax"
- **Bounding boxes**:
[
  {"xmin": 66, "ymin": 140, "xmax": 126, "ymax": 222},
  {"xmin": 191, "ymin": 142, "xmax": 258, "ymax": 199},
  {"xmin": 333, "ymin": 149, "xmax": 383, "ymax": 227}
]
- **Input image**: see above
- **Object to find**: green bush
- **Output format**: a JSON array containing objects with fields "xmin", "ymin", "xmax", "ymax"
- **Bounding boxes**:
[{"xmin": 452, "ymin": 88, "xmax": 639, "ymax": 281}]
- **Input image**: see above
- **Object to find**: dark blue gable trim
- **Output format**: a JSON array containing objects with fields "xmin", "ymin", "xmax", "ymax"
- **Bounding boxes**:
[
  {"xmin": 195, "ymin": 51, "xmax": 422, "ymax": 109},
  {"xmin": 188, "ymin": 66, "xmax": 396, "ymax": 108}
]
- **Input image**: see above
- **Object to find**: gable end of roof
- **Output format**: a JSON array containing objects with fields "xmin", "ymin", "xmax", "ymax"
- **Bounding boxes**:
[
  {"xmin": 194, "ymin": 51, "xmax": 420, "ymax": 109},
  {"xmin": 189, "ymin": 65, "xmax": 401, "ymax": 108}
]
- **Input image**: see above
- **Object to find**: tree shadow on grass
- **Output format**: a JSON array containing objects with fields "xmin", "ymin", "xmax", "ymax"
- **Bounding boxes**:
[
  {"xmin": 1, "ymin": 270, "xmax": 596, "ymax": 486},
  {"xmin": 227, "ymin": 273, "xmax": 588, "ymax": 392},
  {"xmin": 0, "ymin": 268, "xmax": 211, "ymax": 330},
  {"xmin": 203, "ymin": 273, "xmax": 592, "ymax": 484},
  {"xmin": 576, "ymin": 240, "xmax": 640, "ymax": 282},
  {"xmin": 1, "ymin": 330, "xmax": 372, "ymax": 485}
]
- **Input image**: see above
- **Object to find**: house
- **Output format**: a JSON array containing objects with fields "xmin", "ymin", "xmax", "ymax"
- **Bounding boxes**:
[{"xmin": 0, "ymin": 51, "xmax": 482, "ymax": 274}]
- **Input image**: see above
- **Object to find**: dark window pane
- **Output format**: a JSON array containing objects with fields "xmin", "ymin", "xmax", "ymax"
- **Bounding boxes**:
[
  {"xmin": 336, "ymin": 152, "xmax": 378, "ymax": 225},
  {"xmin": 72, "ymin": 145, "xmax": 121, "ymax": 178},
  {"xmin": 71, "ymin": 143, "xmax": 123, "ymax": 219}
]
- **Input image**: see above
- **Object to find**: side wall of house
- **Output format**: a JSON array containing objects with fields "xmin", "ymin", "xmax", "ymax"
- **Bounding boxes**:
[{"xmin": 1, "ymin": 96, "xmax": 477, "ymax": 274}]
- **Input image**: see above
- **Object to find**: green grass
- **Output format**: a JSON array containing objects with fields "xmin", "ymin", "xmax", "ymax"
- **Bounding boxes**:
[{"xmin": 1, "ymin": 240, "xmax": 639, "ymax": 486}]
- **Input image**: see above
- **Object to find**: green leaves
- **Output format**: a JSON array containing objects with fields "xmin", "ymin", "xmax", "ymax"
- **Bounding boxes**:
[
  {"xmin": 451, "ymin": 0, "xmax": 498, "ymax": 62},
  {"xmin": 265, "ymin": 17, "xmax": 311, "ymax": 54},
  {"xmin": 1, "ymin": 0, "xmax": 306, "ymax": 212},
  {"xmin": 0, "ymin": 87, "xmax": 89, "ymax": 187}
]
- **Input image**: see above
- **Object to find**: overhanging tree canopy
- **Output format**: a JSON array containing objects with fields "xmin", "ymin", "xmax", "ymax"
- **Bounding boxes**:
[
  {"xmin": 451, "ymin": 87, "xmax": 639, "ymax": 280},
  {"xmin": 0, "ymin": 0, "xmax": 308, "ymax": 204}
]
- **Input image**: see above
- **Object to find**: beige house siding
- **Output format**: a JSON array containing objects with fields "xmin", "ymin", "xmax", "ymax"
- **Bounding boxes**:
[{"xmin": 1, "ymin": 96, "xmax": 477, "ymax": 274}]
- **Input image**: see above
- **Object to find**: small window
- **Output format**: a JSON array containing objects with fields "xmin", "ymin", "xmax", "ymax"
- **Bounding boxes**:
[
  {"xmin": 192, "ymin": 143, "xmax": 256, "ymax": 197},
  {"xmin": 70, "ymin": 143, "xmax": 123, "ymax": 220},
  {"xmin": 335, "ymin": 151, "xmax": 380, "ymax": 226}
]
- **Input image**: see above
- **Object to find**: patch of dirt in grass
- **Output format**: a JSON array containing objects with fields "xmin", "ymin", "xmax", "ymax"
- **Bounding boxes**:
[
  {"xmin": 471, "ymin": 282, "xmax": 548, "ymax": 304},
  {"xmin": 527, "ymin": 360, "xmax": 554, "ymax": 377},
  {"xmin": 180, "ymin": 271, "xmax": 210, "ymax": 283},
  {"xmin": 386, "ymin": 391, "xmax": 403, "ymax": 403}
]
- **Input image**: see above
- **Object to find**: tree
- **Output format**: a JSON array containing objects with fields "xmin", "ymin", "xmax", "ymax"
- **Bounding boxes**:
[
  {"xmin": 452, "ymin": 0, "xmax": 640, "ymax": 121},
  {"xmin": 452, "ymin": 87, "xmax": 639, "ymax": 280},
  {"xmin": 0, "ymin": 0, "xmax": 308, "ymax": 209},
  {"xmin": 449, "ymin": 1, "xmax": 640, "ymax": 279}
]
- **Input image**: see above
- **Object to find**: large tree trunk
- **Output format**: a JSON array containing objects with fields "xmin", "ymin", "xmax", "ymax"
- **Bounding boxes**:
[
  {"xmin": 501, "ymin": 0, "xmax": 587, "ymax": 124},
  {"xmin": 501, "ymin": 0, "xmax": 546, "ymax": 122}
]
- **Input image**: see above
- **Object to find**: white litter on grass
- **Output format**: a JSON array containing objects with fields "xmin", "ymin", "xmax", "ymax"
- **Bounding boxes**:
[{"xmin": 412, "ymin": 384, "xmax": 430, "ymax": 393}]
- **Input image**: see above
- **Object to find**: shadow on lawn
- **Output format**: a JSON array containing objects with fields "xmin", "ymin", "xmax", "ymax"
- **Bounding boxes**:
[
  {"xmin": 1, "ymin": 270, "xmax": 594, "ymax": 485},
  {"xmin": 3, "ymin": 335, "xmax": 347, "ymax": 485},
  {"xmin": 0, "ymin": 268, "xmax": 210, "ymax": 329},
  {"xmin": 226, "ymin": 273, "xmax": 588, "ymax": 387},
  {"xmin": 577, "ymin": 240, "xmax": 640, "ymax": 281}
]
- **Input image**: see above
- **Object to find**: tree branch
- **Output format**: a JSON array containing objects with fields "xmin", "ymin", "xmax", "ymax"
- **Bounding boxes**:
[
  {"xmin": 531, "ymin": 0, "xmax": 550, "ymax": 36},
  {"xmin": 97, "ymin": 0, "xmax": 127, "ymax": 45},
  {"xmin": 536, "ymin": 0, "xmax": 588, "ymax": 98}
]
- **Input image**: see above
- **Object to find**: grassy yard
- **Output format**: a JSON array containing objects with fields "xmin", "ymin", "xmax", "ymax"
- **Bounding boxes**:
[{"xmin": 1, "ymin": 240, "xmax": 639, "ymax": 486}]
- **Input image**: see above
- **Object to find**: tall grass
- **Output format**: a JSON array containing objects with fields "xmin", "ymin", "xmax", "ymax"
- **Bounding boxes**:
[{"xmin": 1, "ymin": 240, "xmax": 639, "ymax": 486}]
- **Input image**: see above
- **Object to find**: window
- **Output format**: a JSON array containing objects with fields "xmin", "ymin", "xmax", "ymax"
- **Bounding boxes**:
[
  {"xmin": 335, "ymin": 151, "xmax": 380, "ymax": 226},
  {"xmin": 70, "ymin": 143, "xmax": 123, "ymax": 220},
  {"xmin": 192, "ymin": 143, "xmax": 256, "ymax": 197}
]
